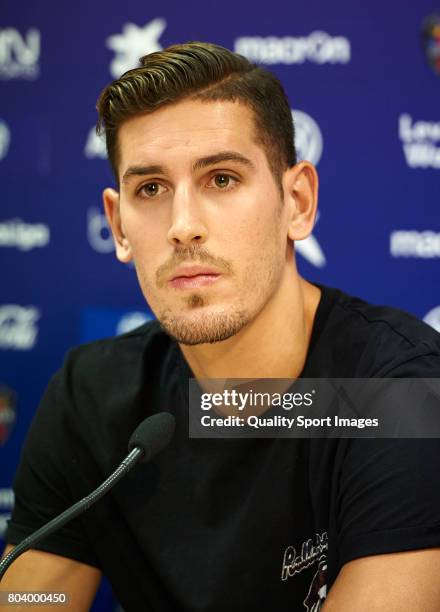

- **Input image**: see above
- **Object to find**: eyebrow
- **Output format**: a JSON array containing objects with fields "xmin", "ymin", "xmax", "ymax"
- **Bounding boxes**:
[{"xmin": 121, "ymin": 151, "xmax": 256, "ymax": 184}]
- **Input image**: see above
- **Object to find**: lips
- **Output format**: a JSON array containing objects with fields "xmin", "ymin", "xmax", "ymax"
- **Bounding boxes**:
[{"xmin": 169, "ymin": 265, "xmax": 222, "ymax": 290}]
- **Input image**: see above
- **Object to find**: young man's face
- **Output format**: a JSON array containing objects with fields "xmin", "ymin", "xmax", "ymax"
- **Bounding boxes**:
[{"xmin": 104, "ymin": 99, "xmax": 298, "ymax": 345}]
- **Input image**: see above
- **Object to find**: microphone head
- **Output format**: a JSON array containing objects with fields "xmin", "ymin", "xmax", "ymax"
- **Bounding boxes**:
[{"xmin": 128, "ymin": 412, "xmax": 176, "ymax": 462}]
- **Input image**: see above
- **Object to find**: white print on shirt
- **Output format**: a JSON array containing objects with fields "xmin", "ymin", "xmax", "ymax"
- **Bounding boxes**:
[
  {"xmin": 303, "ymin": 557, "xmax": 327, "ymax": 611},
  {"xmin": 281, "ymin": 531, "xmax": 328, "ymax": 580},
  {"xmin": 281, "ymin": 532, "xmax": 328, "ymax": 610}
]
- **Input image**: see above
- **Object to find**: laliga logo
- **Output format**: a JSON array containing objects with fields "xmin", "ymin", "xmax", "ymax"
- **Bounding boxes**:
[
  {"xmin": 0, "ymin": 120, "xmax": 10, "ymax": 160},
  {"xmin": 106, "ymin": 18, "xmax": 167, "ymax": 78},
  {"xmin": 292, "ymin": 110, "xmax": 326, "ymax": 267}
]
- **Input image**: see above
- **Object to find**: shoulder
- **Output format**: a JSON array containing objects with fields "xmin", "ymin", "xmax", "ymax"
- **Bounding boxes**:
[
  {"xmin": 312, "ymin": 285, "xmax": 440, "ymax": 376},
  {"xmin": 65, "ymin": 319, "xmax": 172, "ymax": 376},
  {"xmin": 53, "ymin": 320, "xmax": 178, "ymax": 413},
  {"xmin": 35, "ymin": 320, "xmax": 179, "ymax": 464}
]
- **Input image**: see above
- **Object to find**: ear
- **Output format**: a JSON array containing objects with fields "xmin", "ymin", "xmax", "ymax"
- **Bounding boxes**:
[
  {"xmin": 102, "ymin": 187, "xmax": 133, "ymax": 263},
  {"xmin": 283, "ymin": 161, "xmax": 319, "ymax": 241}
]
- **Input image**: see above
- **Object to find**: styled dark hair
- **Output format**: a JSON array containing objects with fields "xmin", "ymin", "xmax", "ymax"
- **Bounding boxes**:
[{"xmin": 96, "ymin": 41, "xmax": 296, "ymax": 188}]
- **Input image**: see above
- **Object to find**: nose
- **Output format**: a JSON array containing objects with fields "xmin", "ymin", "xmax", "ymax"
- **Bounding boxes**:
[{"xmin": 167, "ymin": 185, "xmax": 208, "ymax": 247}]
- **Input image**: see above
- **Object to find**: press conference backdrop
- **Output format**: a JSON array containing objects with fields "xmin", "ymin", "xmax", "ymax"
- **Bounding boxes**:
[{"xmin": 1, "ymin": 0, "xmax": 439, "ymax": 608}]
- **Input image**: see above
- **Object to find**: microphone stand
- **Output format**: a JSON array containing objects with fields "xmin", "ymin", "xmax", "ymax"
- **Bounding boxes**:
[{"xmin": 0, "ymin": 446, "xmax": 143, "ymax": 581}]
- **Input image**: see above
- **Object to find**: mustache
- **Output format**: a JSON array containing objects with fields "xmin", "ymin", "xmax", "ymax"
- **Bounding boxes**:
[{"xmin": 156, "ymin": 245, "xmax": 233, "ymax": 288}]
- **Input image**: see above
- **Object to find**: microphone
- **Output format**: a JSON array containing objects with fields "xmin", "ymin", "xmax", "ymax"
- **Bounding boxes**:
[{"xmin": 0, "ymin": 411, "xmax": 175, "ymax": 581}]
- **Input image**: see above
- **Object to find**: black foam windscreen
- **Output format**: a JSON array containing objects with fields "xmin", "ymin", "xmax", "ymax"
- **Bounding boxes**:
[{"xmin": 128, "ymin": 412, "xmax": 176, "ymax": 462}]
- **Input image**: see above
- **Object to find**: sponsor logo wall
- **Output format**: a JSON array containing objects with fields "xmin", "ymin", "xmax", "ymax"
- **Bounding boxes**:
[
  {"xmin": 234, "ymin": 31, "xmax": 351, "ymax": 64},
  {"xmin": 0, "ymin": 27, "xmax": 40, "ymax": 80},
  {"xmin": 0, "ymin": 305, "xmax": 40, "ymax": 350},
  {"xmin": 0, "ymin": 387, "xmax": 16, "ymax": 447},
  {"xmin": 424, "ymin": 305, "xmax": 440, "ymax": 332},
  {"xmin": 399, "ymin": 114, "xmax": 440, "ymax": 168},
  {"xmin": 0, "ymin": 219, "xmax": 50, "ymax": 251},
  {"xmin": 84, "ymin": 127, "xmax": 107, "ymax": 159},
  {"xmin": 87, "ymin": 207, "xmax": 114, "ymax": 253},
  {"xmin": 107, "ymin": 18, "xmax": 167, "ymax": 76},
  {"xmin": 1, "ymin": 3, "xmax": 438, "ymax": 610},
  {"xmin": 0, "ymin": 489, "xmax": 14, "ymax": 539},
  {"xmin": 0, "ymin": 120, "xmax": 10, "ymax": 160},
  {"xmin": 390, "ymin": 230, "xmax": 440, "ymax": 258},
  {"xmin": 81, "ymin": 307, "xmax": 154, "ymax": 342}
]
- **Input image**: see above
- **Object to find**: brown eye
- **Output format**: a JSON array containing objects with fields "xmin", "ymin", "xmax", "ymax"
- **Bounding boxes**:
[
  {"xmin": 214, "ymin": 174, "xmax": 230, "ymax": 188},
  {"xmin": 144, "ymin": 182, "xmax": 160, "ymax": 197}
]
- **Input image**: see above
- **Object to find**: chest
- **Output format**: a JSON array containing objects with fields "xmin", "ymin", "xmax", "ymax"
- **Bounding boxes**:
[{"xmin": 110, "ymin": 437, "xmax": 333, "ymax": 611}]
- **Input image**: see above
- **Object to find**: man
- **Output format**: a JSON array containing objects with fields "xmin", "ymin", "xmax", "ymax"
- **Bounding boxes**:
[{"xmin": 2, "ymin": 42, "xmax": 440, "ymax": 611}]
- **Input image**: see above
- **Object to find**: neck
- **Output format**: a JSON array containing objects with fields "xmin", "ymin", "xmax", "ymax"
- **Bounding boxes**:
[{"xmin": 179, "ymin": 265, "xmax": 321, "ymax": 380}]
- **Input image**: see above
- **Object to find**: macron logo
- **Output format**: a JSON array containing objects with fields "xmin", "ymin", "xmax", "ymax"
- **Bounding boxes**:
[
  {"xmin": 106, "ymin": 18, "xmax": 167, "ymax": 78},
  {"xmin": 234, "ymin": 32, "xmax": 350, "ymax": 65}
]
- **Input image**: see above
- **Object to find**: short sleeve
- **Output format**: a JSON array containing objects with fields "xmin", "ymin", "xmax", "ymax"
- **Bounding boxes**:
[
  {"xmin": 5, "ymin": 369, "xmax": 100, "ymax": 568},
  {"xmin": 336, "ymin": 436, "xmax": 440, "ymax": 566},
  {"xmin": 336, "ymin": 350, "xmax": 440, "ymax": 566}
]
